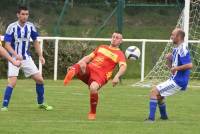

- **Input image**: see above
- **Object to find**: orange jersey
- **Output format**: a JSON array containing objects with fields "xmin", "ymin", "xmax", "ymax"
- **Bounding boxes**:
[{"xmin": 88, "ymin": 45, "xmax": 126, "ymax": 80}]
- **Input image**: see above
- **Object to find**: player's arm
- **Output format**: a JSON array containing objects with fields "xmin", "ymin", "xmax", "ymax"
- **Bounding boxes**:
[
  {"xmin": 171, "ymin": 63, "xmax": 193, "ymax": 74},
  {"xmin": 34, "ymin": 40, "xmax": 45, "ymax": 64},
  {"xmin": 165, "ymin": 53, "xmax": 172, "ymax": 69},
  {"xmin": 4, "ymin": 42, "xmax": 22, "ymax": 60},
  {"xmin": 112, "ymin": 64, "xmax": 127, "ymax": 87},
  {"xmin": 0, "ymin": 45, "xmax": 21, "ymax": 67},
  {"xmin": 78, "ymin": 54, "xmax": 94, "ymax": 64}
]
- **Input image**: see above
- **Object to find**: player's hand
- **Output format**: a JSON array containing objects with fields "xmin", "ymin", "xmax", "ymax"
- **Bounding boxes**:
[
  {"xmin": 112, "ymin": 76, "xmax": 120, "ymax": 87},
  {"xmin": 171, "ymin": 67, "xmax": 177, "ymax": 75},
  {"xmin": 12, "ymin": 60, "xmax": 21, "ymax": 67},
  {"xmin": 165, "ymin": 53, "xmax": 172, "ymax": 61},
  {"xmin": 39, "ymin": 55, "xmax": 45, "ymax": 65},
  {"xmin": 16, "ymin": 54, "xmax": 23, "ymax": 61}
]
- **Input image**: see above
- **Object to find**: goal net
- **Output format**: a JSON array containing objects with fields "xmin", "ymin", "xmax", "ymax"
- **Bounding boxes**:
[{"xmin": 133, "ymin": 0, "xmax": 200, "ymax": 87}]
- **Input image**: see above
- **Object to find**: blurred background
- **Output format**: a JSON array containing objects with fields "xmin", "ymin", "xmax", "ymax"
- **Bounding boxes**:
[{"xmin": 0, "ymin": 0, "xmax": 184, "ymax": 79}]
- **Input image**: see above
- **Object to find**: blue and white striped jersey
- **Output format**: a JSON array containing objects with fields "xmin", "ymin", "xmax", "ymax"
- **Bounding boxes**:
[
  {"xmin": 171, "ymin": 42, "xmax": 191, "ymax": 90},
  {"xmin": 4, "ymin": 21, "xmax": 39, "ymax": 60}
]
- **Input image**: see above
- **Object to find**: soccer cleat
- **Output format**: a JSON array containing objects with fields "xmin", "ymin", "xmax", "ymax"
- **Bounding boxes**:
[
  {"xmin": 38, "ymin": 103, "xmax": 53, "ymax": 111},
  {"xmin": 144, "ymin": 118, "xmax": 154, "ymax": 123},
  {"xmin": 64, "ymin": 68, "xmax": 75, "ymax": 86},
  {"xmin": 1, "ymin": 107, "xmax": 8, "ymax": 112},
  {"xmin": 88, "ymin": 112, "xmax": 96, "ymax": 120},
  {"xmin": 160, "ymin": 116, "xmax": 168, "ymax": 120}
]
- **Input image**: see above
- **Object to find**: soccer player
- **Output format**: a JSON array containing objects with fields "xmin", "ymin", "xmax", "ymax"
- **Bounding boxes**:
[
  {"xmin": 64, "ymin": 32, "xmax": 127, "ymax": 120},
  {"xmin": 1, "ymin": 6, "xmax": 53, "ymax": 111},
  {"xmin": 0, "ymin": 36, "xmax": 21, "ymax": 67},
  {"xmin": 146, "ymin": 28, "xmax": 193, "ymax": 122}
]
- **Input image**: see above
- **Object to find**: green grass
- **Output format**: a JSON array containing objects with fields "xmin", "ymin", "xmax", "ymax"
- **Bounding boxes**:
[{"xmin": 0, "ymin": 79, "xmax": 200, "ymax": 134}]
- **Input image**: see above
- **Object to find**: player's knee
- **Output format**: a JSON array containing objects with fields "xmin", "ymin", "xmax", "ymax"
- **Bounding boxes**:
[
  {"xmin": 8, "ymin": 81, "xmax": 17, "ymax": 88},
  {"xmin": 78, "ymin": 61, "xmax": 86, "ymax": 68},
  {"xmin": 8, "ymin": 78, "xmax": 17, "ymax": 88},
  {"xmin": 78, "ymin": 61, "xmax": 86, "ymax": 72},
  {"xmin": 150, "ymin": 87, "xmax": 159, "ymax": 98},
  {"xmin": 90, "ymin": 82, "xmax": 99, "ymax": 94},
  {"xmin": 35, "ymin": 77, "xmax": 44, "ymax": 84}
]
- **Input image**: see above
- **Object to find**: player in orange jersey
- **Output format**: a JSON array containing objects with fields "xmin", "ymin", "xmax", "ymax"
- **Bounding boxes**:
[{"xmin": 64, "ymin": 32, "xmax": 127, "ymax": 120}]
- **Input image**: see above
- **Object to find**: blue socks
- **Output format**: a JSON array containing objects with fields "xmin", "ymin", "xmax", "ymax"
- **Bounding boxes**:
[
  {"xmin": 2, "ymin": 86, "xmax": 13, "ymax": 107},
  {"xmin": 148, "ymin": 98, "xmax": 158, "ymax": 121},
  {"xmin": 36, "ymin": 83, "xmax": 44, "ymax": 104},
  {"xmin": 158, "ymin": 100, "xmax": 168, "ymax": 119}
]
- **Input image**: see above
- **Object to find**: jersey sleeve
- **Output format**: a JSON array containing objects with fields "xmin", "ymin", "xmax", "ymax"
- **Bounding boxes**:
[
  {"xmin": 118, "ymin": 51, "xmax": 127, "ymax": 67},
  {"xmin": 30, "ymin": 24, "xmax": 39, "ymax": 41},
  {"xmin": 179, "ymin": 52, "xmax": 191, "ymax": 65},
  {"xmin": 4, "ymin": 25, "xmax": 14, "ymax": 43},
  {"xmin": 88, "ymin": 46, "xmax": 99, "ymax": 58}
]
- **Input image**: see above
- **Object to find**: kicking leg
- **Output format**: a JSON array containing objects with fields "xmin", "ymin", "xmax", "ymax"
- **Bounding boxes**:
[{"xmin": 64, "ymin": 61, "xmax": 87, "ymax": 85}]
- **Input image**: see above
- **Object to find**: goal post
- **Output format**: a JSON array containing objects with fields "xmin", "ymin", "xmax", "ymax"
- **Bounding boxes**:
[{"xmin": 133, "ymin": 0, "xmax": 200, "ymax": 87}]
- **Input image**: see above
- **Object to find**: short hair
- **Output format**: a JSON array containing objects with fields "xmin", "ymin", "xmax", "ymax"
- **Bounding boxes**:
[
  {"xmin": 177, "ymin": 30, "xmax": 185, "ymax": 40},
  {"xmin": 17, "ymin": 6, "xmax": 29, "ymax": 14},
  {"xmin": 114, "ymin": 31, "xmax": 122, "ymax": 34}
]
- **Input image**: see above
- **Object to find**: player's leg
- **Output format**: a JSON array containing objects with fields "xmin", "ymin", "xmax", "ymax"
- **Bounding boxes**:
[
  {"xmin": 1, "ymin": 77, "xmax": 17, "ymax": 111},
  {"xmin": 147, "ymin": 79, "xmax": 181, "ymax": 121},
  {"xmin": 1, "ymin": 62, "xmax": 19, "ymax": 111},
  {"xmin": 31, "ymin": 73, "xmax": 53, "ymax": 111},
  {"xmin": 158, "ymin": 97, "xmax": 168, "ymax": 120},
  {"xmin": 23, "ymin": 58, "xmax": 53, "ymax": 110},
  {"xmin": 64, "ymin": 61, "xmax": 87, "ymax": 85},
  {"xmin": 147, "ymin": 86, "xmax": 159, "ymax": 121},
  {"xmin": 88, "ymin": 81, "xmax": 100, "ymax": 120}
]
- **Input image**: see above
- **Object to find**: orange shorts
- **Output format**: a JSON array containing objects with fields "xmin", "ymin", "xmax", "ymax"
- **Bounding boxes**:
[{"xmin": 76, "ymin": 65, "xmax": 107, "ymax": 86}]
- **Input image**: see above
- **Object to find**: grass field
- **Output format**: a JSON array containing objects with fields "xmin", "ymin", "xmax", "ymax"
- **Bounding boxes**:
[{"xmin": 0, "ymin": 79, "xmax": 200, "ymax": 134}]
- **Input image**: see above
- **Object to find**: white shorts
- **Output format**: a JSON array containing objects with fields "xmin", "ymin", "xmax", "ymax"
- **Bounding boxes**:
[
  {"xmin": 8, "ymin": 57, "xmax": 39, "ymax": 77},
  {"xmin": 156, "ymin": 79, "xmax": 182, "ymax": 97}
]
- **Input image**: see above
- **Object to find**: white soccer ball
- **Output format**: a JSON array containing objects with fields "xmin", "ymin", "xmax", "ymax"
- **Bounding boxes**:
[{"xmin": 125, "ymin": 46, "xmax": 141, "ymax": 60}]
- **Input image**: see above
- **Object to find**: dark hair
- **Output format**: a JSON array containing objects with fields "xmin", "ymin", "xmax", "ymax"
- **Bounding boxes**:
[
  {"xmin": 17, "ymin": 6, "xmax": 28, "ymax": 14},
  {"xmin": 114, "ymin": 31, "xmax": 122, "ymax": 34}
]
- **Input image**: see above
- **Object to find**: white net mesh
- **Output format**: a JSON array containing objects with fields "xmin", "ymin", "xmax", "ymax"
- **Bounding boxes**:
[{"xmin": 133, "ymin": 0, "xmax": 200, "ymax": 87}]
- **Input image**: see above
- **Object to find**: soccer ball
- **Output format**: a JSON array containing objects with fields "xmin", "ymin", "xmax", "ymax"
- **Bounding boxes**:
[{"xmin": 125, "ymin": 46, "xmax": 141, "ymax": 60}]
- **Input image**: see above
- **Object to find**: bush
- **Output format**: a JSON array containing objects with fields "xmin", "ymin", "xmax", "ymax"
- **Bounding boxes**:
[{"xmin": 30, "ymin": 40, "xmax": 96, "ymax": 79}]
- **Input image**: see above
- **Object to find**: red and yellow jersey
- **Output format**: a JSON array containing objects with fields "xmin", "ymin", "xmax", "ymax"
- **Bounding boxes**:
[{"xmin": 88, "ymin": 45, "xmax": 126, "ymax": 80}]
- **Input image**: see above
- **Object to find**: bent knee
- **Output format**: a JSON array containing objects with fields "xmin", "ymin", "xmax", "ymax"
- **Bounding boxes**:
[
  {"xmin": 150, "ymin": 87, "xmax": 160, "ymax": 96},
  {"xmin": 90, "ymin": 82, "xmax": 100, "ymax": 93}
]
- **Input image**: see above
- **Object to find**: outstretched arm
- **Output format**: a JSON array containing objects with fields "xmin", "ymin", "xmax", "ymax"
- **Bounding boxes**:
[{"xmin": 112, "ymin": 64, "xmax": 127, "ymax": 87}]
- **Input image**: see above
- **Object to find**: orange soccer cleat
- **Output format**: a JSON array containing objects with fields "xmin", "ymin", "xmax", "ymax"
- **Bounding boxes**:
[
  {"xmin": 88, "ymin": 112, "xmax": 96, "ymax": 120},
  {"xmin": 63, "ymin": 68, "xmax": 75, "ymax": 86}
]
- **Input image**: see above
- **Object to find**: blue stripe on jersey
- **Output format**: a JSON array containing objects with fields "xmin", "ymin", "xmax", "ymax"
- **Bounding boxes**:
[
  {"xmin": 22, "ymin": 41, "xmax": 26, "ymax": 59},
  {"xmin": 31, "ymin": 27, "xmax": 38, "ymax": 40},
  {"xmin": 17, "ymin": 26, "xmax": 21, "ymax": 39},
  {"xmin": 5, "ymin": 21, "xmax": 39, "ymax": 59},
  {"xmin": 24, "ymin": 25, "xmax": 28, "ymax": 38}
]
